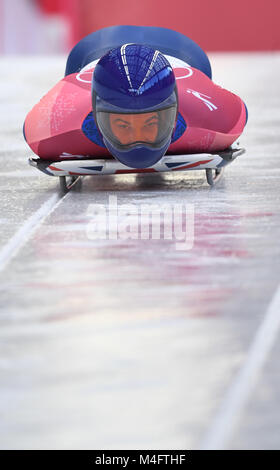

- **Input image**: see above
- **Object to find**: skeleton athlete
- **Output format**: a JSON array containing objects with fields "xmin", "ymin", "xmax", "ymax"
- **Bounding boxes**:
[{"xmin": 24, "ymin": 25, "xmax": 247, "ymax": 169}]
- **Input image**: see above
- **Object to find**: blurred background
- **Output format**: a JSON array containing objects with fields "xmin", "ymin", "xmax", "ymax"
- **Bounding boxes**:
[{"xmin": 1, "ymin": 0, "xmax": 280, "ymax": 55}]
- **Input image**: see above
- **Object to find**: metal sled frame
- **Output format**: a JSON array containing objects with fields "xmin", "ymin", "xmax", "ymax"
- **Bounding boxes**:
[{"xmin": 28, "ymin": 143, "xmax": 245, "ymax": 193}]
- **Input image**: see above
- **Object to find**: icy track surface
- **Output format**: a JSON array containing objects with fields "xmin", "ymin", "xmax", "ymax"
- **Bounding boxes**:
[{"xmin": 0, "ymin": 54, "xmax": 280, "ymax": 450}]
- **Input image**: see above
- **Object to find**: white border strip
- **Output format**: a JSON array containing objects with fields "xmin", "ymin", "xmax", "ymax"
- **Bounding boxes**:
[
  {"xmin": 200, "ymin": 284, "xmax": 280, "ymax": 449},
  {"xmin": 0, "ymin": 193, "xmax": 65, "ymax": 272}
]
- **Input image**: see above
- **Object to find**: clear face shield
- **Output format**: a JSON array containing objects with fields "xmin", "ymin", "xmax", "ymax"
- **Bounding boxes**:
[{"xmin": 96, "ymin": 106, "xmax": 177, "ymax": 151}]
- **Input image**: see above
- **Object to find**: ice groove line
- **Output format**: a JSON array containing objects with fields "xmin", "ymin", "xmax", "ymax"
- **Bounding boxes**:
[
  {"xmin": 199, "ymin": 283, "xmax": 280, "ymax": 449},
  {"xmin": 0, "ymin": 192, "xmax": 67, "ymax": 272}
]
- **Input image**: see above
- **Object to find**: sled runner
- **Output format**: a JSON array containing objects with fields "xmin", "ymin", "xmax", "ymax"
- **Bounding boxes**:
[{"xmin": 28, "ymin": 143, "xmax": 245, "ymax": 193}]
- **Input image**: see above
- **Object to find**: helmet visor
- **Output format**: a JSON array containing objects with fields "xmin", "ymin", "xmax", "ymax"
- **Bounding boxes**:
[{"xmin": 96, "ymin": 106, "xmax": 177, "ymax": 150}]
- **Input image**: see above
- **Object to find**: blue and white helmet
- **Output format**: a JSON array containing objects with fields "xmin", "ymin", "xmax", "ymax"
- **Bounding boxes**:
[{"xmin": 92, "ymin": 44, "xmax": 178, "ymax": 168}]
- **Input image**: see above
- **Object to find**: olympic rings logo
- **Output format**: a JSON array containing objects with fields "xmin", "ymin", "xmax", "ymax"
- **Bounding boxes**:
[
  {"xmin": 76, "ymin": 60, "xmax": 98, "ymax": 83},
  {"xmin": 174, "ymin": 66, "xmax": 193, "ymax": 80}
]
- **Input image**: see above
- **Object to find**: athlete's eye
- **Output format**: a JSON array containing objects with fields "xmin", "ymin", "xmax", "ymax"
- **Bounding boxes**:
[
  {"xmin": 117, "ymin": 123, "xmax": 130, "ymax": 129},
  {"xmin": 144, "ymin": 117, "xmax": 159, "ymax": 126}
]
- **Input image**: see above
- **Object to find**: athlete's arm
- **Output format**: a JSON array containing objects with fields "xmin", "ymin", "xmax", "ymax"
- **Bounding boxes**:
[
  {"xmin": 23, "ymin": 73, "xmax": 109, "ymax": 160},
  {"xmin": 169, "ymin": 66, "xmax": 247, "ymax": 154}
]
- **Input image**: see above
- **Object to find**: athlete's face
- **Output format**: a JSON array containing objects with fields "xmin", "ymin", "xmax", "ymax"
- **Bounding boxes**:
[{"xmin": 109, "ymin": 112, "xmax": 159, "ymax": 145}]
